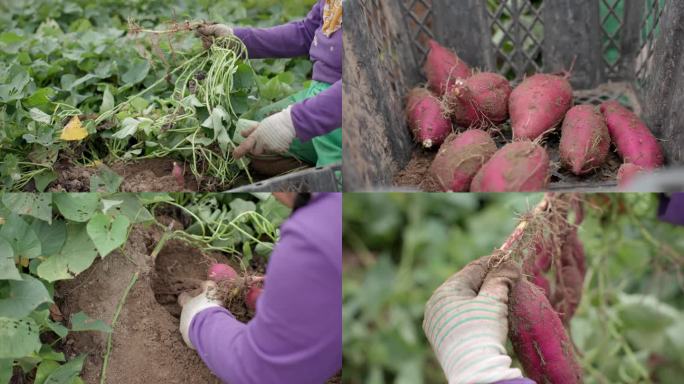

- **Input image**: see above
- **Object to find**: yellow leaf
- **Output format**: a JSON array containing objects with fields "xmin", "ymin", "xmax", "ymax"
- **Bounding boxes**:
[
  {"xmin": 0, "ymin": 216, "xmax": 4, "ymax": 224},
  {"xmin": 20, "ymin": 257, "xmax": 29, "ymax": 267},
  {"xmin": 60, "ymin": 115, "xmax": 88, "ymax": 141}
]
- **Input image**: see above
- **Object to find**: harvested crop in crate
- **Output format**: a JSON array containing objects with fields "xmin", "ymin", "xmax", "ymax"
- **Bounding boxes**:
[
  {"xmin": 429, "ymin": 129, "xmax": 497, "ymax": 191},
  {"xmin": 471, "ymin": 141, "xmax": 550, "ymax": 192},
  {"xmin": 560, "ymin": 105, "xmax": 611, "ymax": 175},
  {"xmin": 448, "ymin": 72, "xmax": 512, "ymax": 127},
  {"xmin": 424, "ymin": 39, "xmax": 472, "ymax": 96},
  {"xmin": 509, "ymin": 74, "xmax": 574, "ymax": 140},
  {"xmin": 406, "ymin": 88, "xmax": 452, "ymax": 148}
]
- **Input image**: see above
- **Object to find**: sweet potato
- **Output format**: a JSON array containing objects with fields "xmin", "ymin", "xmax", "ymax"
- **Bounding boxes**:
[
  {"xmin": 552, "ymin": 230, "xmax": 585, "ymax": 323},
  {"xmin": 600, "ymin": 101, "xmax": 664, "ymax": 168},
  {"xmin": 534, "ymin": 236, "xmax": 553, "ymax": 273},
  {"xmin": 471, "ymin": 141, "xmax": 550, "ymax": 192},
  {"xmin": 406, "ymin": 88, "xmax": 452, "ymax": 148},
  {"xmin": 617, "ymin": 163, "xmax": 646, "ymax": 187},
  {"xmin": 560, "ymin": 105, "xmax": 611, "ymax": 175},
  {"xmin": 424, "ymin": 39, "xmax": 472, "ymax": 96},
  {"xmin": 509, "ymin": 279, "xmax": 583, "ymax": 384},
  {"xmin": 429, "ymin": 130, "xmax": 497, "ymax": 191},
  {"xmin": 448, "ymin": 72, "xmax": 512, "ymax": 127},
  {"xmin": 509, "ymin": 74, "xmax": 574, "ymax": 140}
]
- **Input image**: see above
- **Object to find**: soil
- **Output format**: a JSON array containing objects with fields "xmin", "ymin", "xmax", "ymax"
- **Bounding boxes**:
[
  {"xmin": 51, "ymin": 219, "xmax": 339, "ymax": 384},
  {"xmin": 48, "ymin": 158, "xmax": 200, "ymax": 192}
]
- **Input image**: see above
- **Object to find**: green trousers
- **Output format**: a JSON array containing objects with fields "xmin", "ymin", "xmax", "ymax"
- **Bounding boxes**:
[{"xmin": 255, "ymin": 81, "xmax": 342, "ymax": 167}]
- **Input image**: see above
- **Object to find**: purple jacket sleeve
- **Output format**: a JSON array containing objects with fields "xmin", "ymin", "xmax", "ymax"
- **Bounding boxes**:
[
  {"xmin": 233, "ymin": 2, "xmax": 321, "ymax": 59},
  {"xmin": 189, "ymin": 193, "xmax": 342, "ymax": 384},
  {"xmin": 658, "ymin": 193, "xmax": 684, "ymax": 226},
  {"xmin": 292, "ymin": 80, "xmax": 342, "ymax": 141}
]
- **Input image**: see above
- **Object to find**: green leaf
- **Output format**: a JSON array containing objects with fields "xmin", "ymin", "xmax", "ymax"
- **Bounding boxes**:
[
  {"xmin": 70, "ymin": 312, "xmax": 112, "ymax": 333},
  {"xmin": 34, "ymin": 171, "xmax": 58, "ymax": 193},
  {"xmin": 53, "ymin": 193, "xmax": 99, "ymax": 222},
  {"xmin": 86, "ymin": 213, "xmax": 130, "ymax": 257},
  {"xmin": 122, "ymin": 60, "xmax": 150, "ymax": 85},
  {"xmin": 90, "ymin": 167, "xmax": 122, "ymax": 193},
  {"xmin": 229, "ymin": 198, "xmax": 257, "ymax": 217},
  {"xmin": 0, "ymin": 359, "xmax": 12, "ymax": 384},
  {"xmin": 43, "ymin": 355, "xmax": 85, "ymax": 384},
  {"xmin": 106, "ymin": 193, "xmax": 154, "ymax": 223},
  {"xmin": 29, "ymin": 108, "xmax": 52, "ymax": 124},
  {"xmin": 0, "ymin": 317, "xmax": 41, "ymax": 359},
  {"xmin": 2, "ymin": 193, "xmax": 53, "ymax": 223},
  {"xmin": 30, "ymin": 309, "xmax": 68, "ymax": 339},
  {"xmin": 0, "ymin": 274, "xmax": 52, "ymax": 319},
  {"xmin": 0, "ymin": 213, "xmax": 42, "ymax": 259},
  {"xmin": 37, "ymin": 223, "xmax": 98, "ymax": 282},
  {"xmin": 0, "ymin": 237, "xmax": 20, "ymax": 280},
  {"xmin": 100, "ymin": 86, "xmax": 114, "ymax": 113},
  {"xmin": 31, "ymin": 219, "xmax": 67, "ymax": 256},
  {"xmin": 35, "ymin": 360, "xmax": 61, "ymax": 384}
]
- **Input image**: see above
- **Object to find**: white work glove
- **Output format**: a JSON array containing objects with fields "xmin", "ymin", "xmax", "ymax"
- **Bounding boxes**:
[
  {"xmin": 233, "ymin": 106, "xmax": 296, "ymax": 159},
  {"xmin": 196, "ymin": 23, "xmax": 234, "ymax": 49},
  {"xmin": 423, "ymin": 256, "xmax": 523, "ymax": 384},
  {"xmin": 179, "ymin": 281, "xmax": 223, "ymax": 349}
]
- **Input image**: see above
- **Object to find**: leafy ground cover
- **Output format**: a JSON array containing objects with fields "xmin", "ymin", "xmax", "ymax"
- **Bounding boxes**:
[
  {"xmin": 0, "ymin": 192, "xmax": 290, "ymax": 382},
  {"xmin": 0, "ymin": 0, "xmax": 317, "ymax": 192},
  {"xmin": 343, "ymin": 193, "xmax": 684, "ymax": 384}
]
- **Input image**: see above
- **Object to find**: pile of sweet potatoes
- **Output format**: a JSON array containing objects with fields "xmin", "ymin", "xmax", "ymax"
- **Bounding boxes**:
[{"xmin": 405, "ymin": 40, "xmax": 665, "ymax": 191}]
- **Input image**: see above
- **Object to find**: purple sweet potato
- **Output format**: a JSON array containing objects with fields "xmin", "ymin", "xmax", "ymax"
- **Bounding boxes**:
[
  {"xmin": 552, "ymin": 229, "xmax": 585, "ymax": 323},
  {"xmin": 424, "ymin": 39, "xmax": 472, "ymax": 96},
  {"xmin": 406, "ymin": 88, "xmax": 452, "ymax": 148},
  {"xmin": 429, "ymin": 129, "xmax": 497, "ymax": 191},
  {"xmin": 448, "ymin": 72, "xmax": 512, "ymax": 127},
  {"xmin": 617, "ymin": 163, "xmax": 646, "ymax": 187},
  {"xmin": 509, "ymin": 74, "xmax": 574, "ymax": 140},
  {"xmin": 509, "ymin": 279, "xmax": 583, "ymax": 384},
  {"xmin": 600, "ymin": 101, "xmax": 664, "ymax": 169},
  {"xmin": 471, "ymin": 141, "xmax": 550, "ymax": 192},
  {"xmin": 560, "ymin": 105, "xmax": 611, "ymax": 175}
]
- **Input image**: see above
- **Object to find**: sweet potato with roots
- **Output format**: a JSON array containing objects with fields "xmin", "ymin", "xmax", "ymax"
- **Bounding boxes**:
[
  {"xmin": 617, "ymin": 163, "xmax": 646, "ymax": 187},
  {"xmin": 448, "ymin": 72, "xmax": 512, "ymax": 127},
  {"xmin": 509, "ymin": 74, "xmax": 574, "ymax": 140},
  {"xmin": 509, "ymin": 279, "xmax": 583, "ymax": 384},
  {"xmin": 429, "ymin": 129, "xmax": 497, "ymax": 191},
  {"xmin": 552, "ymin": 230, "xmax": 586, "ymax": 323},
  {"xmin": 471, "ymin": 141, "xmax": 550, "ymax": 192},
  {"xmin": 560, "ymin": 105, "xmax": 611, "ymax": 175},
  {"xmin": 406, "ymin": 88, "xmax": 452, "ymax": 149},
  {"xmin": 600, "ymin": 100, "xmax": 664, "ymax": 169},
  {"xmin": 424, "ymin": 39, "xmax": 472, "ymax": 96}
]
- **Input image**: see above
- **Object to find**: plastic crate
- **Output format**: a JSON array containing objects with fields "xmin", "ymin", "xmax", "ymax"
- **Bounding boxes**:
[
  {"xmin": 343, "ymin": 0, "xmax": 684, "ymax": 191},
  {"xmin": 229, "ymin": 163, "xmax": 342, "ymax": 192}
]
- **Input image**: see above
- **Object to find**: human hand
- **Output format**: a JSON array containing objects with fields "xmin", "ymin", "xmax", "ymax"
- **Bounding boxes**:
[
  {"xmin": 233, "ymin": 106, "xmax": 296, "ymax": 159},
  {"xmin": 179, "ymin": 281, "xmax": 223, "ymax": 349},
  {"xmin": 196, "ymin": 23, "xmax": 233, "ymax": 49},
  {"xmin": 423, "ymin": 256, "xmax": 524, "ymax": 384}
]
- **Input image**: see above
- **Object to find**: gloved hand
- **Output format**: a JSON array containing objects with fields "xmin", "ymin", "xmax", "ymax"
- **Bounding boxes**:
[
  {"xmin": 233, "ymin": 106, "xmax": 296, "ymax": 159},
  {"xmin": 179, "ymin": 281, "xmax": 223, "ymax": 349},
  {"xmin": 423, "ymin": 256, "xmax": 524, "ymax": 384},
  {"xmin": 196, "ymin": 23, "xmax": 233, "ymax": 49}
]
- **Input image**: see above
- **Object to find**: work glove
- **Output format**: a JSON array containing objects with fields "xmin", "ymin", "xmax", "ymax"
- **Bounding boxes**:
[
  {"xmin": 179, "ymin": 281, "xmax": 223, "ymax": 349},
  {"xmin": 423, "ymin": 256, "xmax": 524, "ymax": 384},
  {"xmin": 233, "ymin": 106, "xmax": 296, "ymax": 159},
  {"xmin": 196, "ymin": 23, "xmax": 233, "ymax": 49}
]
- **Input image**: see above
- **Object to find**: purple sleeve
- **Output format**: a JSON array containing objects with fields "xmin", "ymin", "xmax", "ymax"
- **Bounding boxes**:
[
  {"xmin": 658, "ymin": 193, "xmax": 684, "ymax": 226},
  {"xmin": 292, "ymin": 80, "xmax": 342, "ymax": 141},
  {"xmin": 232, "ymin": 1, "xmax": 322, "ymax": 59},
  {"xmin": 190, "ymin": 193, "xmax": 342, "ymax": 384}
]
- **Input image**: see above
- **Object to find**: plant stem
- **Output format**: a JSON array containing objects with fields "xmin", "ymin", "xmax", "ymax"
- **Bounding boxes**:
[{"xmin": 100, "ymin": 271, "xmax": 139, "ymax": 384}]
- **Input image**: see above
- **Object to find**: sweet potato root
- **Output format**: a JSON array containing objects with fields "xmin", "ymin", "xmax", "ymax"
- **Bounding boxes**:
[
  {"xmin": 429, "ymin": 130, "xmax": 497, "ymax": 191},
  {"xmin": 560, "ymin": 105, "xmax": 611, "ymax": 175},
  {"xmin": 424, "ymin": 39, "xmax": 472, "ymax": 96},
  {"xmin": 471, "ymin": 141, "xmax": 550, "ymax": 192},
  {"xmin": 509, "ymin": 74, "xmax": 574, "ymax": 140},
  {"xmin": 406, "ymin": 88, "xmax": 452, "ymax": 148},
  {"xmin": 448, "ymin": 72, "xmax": 512, "ymax": 127}
]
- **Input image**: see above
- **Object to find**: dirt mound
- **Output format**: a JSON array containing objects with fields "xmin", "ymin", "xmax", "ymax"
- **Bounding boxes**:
[
  {"xmin": 57, "ymin": 225, "xmax": 221, "ymax": 384},
  {"xmin": 49, "ymin": 158, "xmax": 200, "ymax": 192}
]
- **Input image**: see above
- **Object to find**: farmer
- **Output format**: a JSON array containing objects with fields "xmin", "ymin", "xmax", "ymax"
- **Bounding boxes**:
[
  {"xmin": 659, "ymin": 193, "xmax": 684, "ymax": 226},
  {"xmin": 423, "ymin": 256, "xmax": 535, "ymax": 384},
  {"xmin": 197, "ymin": 0, "xmax": 343, "ymax": 176},
  {"xmin": 178, "ymin": 192, "xmax": 341, "ymax": 384}
]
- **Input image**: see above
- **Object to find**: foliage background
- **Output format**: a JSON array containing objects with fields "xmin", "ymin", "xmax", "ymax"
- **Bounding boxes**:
[{"xmin": 343, "ymin": 193, "xmax": 684, "ymax": 384}]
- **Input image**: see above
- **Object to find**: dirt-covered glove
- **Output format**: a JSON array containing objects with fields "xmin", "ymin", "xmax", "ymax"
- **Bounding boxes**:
[
  {"xmin": 179, "ymin": 281, "xmax": 223, "ymax": 349},
  {"xmin": 233, "ymin": 106, "xmax": 296, "ymax": 159},
  {"xmin": 196, "ymin": 23, "xmax": 233, "ymax": 49},
  {"xmin": 423, "ymin": 256, "xmax": 523, "ymax": 384}
]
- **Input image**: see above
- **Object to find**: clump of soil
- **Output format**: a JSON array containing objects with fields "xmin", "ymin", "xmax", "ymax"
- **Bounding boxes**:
[
  {"xmin": 393, "ymin": 149, "xmax": 440, "ymax": 191},
  {"xmin": 49, "ymin": 158, "xmax": 201, "ymax": 192},
  {"xmin": 57, "ymin": 224, "xmax": 222, "ymax": 384}
]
